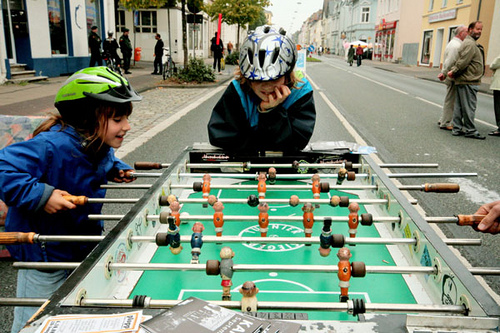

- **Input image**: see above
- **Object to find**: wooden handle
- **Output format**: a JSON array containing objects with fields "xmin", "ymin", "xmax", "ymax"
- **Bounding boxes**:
[
  {"xmin": 124, "ymin": 170, "xmax": 136, "ymax": 179},
  {"xmin": 0, "ymin": 232, "xmax": 36, "ymax": 244},
  {"xmin": 456, "ymin": 214, "xmax": 486, "ymax": 226},
  {"xmin": 134, "ymin": 162, "xmax": 162, "ymax": 170},
  {"xmin": 63, "ymin": 195, "xmax": 88, "ymax": 205},
  {"xmin": 424, "ymin": 183, "xmax": 460, "ymax": 193}
]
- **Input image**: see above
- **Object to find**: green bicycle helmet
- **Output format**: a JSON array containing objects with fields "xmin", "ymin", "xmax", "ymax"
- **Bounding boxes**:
[{"xmin": 54, "ymin": 66, "xmax": 142, "ymax": 113}]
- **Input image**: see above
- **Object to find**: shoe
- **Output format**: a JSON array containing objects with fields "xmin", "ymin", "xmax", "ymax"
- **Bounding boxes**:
[
  {"xmin": 488, "ymin": 130, "xmax": 500, "ymax": 136},
  {"xmin": 465, "ymin": 133, "xmax": 486, "ymax": 140},
  {"xmin": 151, "ymin": 72, "xmax": 158, "ymax": 75},
  {"xmin": 452, "ymin": 131, "xmax": 465, "ymax": 136},
  {"xmin": 439, "ymin": 125, "xmax": 453, "ymax": 131},
  {"xmin": 125, "ymin": 71, "xmax": 132, "ymax": 74}
]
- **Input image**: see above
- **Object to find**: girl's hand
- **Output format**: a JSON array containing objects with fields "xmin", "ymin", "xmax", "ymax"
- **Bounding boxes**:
[
  {"xmin": 260, "ymin": 85, "xmax": 291, "ymax": 112},
  {"xmin": 112, "ymin": 169, "xmax": 135, "ymax": 183},
  {"xmin": 44, "ymin": 190, "xmax": 77, "ymax": 214}
]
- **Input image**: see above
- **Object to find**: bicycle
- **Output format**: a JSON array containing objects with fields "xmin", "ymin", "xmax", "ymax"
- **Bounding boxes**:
[
  {"xmin": 162, "ymin": 47, "xmax": 176, "ymax": 80},
  {"xmin": 102, "ymin": 51, "xmax": 121, "ymax": 75}
]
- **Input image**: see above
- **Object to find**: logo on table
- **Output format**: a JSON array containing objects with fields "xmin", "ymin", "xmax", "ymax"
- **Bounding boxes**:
[{"xmin": 239, "ymin": 223, "xmax": 304, "ymax": 252}]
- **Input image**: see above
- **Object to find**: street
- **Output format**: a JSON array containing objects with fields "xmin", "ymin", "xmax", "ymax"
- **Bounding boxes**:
[{"xmin": 0, "ymin": 56, "xmax": 499, "ymax": 332}]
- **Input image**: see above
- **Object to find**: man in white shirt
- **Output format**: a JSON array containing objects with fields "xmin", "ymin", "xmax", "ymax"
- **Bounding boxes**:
[{"xmin": 437, "ymin": 25, "xmax": 468, "ymax": 130}]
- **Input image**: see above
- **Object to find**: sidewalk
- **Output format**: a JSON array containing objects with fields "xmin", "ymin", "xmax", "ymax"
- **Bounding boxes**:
[
  {"xmin": 0, "ymin": 60, "xmax": 235, "ymax": 116},
  {"xmin": 323, "ymin": 54, "xmax": 492, "ymax": 95}
]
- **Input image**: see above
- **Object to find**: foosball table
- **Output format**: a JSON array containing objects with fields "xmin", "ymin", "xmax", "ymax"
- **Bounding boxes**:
[{"xmin": 2, "ymin": 144, "xmax": 500, "ymax": 332}]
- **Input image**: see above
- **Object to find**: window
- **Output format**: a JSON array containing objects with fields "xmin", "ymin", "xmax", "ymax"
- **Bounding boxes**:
[
  {"xmin": 116, "ymin": 10, "xmax": 125, "ymax": 33},
  {"xmin": 47, "ymin": 0, "xmax": 67, "ymax": 54},
  {"xmin": 361, "ymin": 7, "xmax": 369, "ymax": 23},
  {"xmin": 85, "ymin": 0, "xmax": 100, "ymax": 35},
  {"xmin": 442, "ymin": 0, "xmax": 448, "ymax": 7},
  {"xmin": 421, "ymin": 30, "xmax": 433, "ymax": 64},
  {"xmin": 135, "ymin": 11, "xmax": 157, "ymax": 33},
  {"xmin": 456, "ymin": 0, "xmax": 463, "ymax": 3},
  {"xmin": 428, "ymin": 0, "xmax": 434, "ymax": 11}
]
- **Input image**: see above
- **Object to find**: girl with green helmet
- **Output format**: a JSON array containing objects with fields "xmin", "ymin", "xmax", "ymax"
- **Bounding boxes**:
[
  {"xmin": 208, "ymin": 25, "xmax": 316, "ymax": 153},
  {"xmin": 0, "ymin": 67, "xmax": 142, "ymax": 333}
]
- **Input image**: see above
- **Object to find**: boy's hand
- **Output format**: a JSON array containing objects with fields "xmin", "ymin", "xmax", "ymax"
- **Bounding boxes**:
[
  {"xmin": 112, "ymin": 169, "xmax": 135, "ymax": 183},
  {"xmin": 44, "ymin": 190, "xmax": 77, "ymax": 214},
  {"xmin": 260, "ymin": 85, "xmax": 291, "ymax": 111},
  {"xmin": 475, "ymin": 201, "xmax": 500, "ymax": 234}
]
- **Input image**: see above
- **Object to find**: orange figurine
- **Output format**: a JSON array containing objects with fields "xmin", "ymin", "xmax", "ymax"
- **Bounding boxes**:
[
  {"xmin": 337, "ymin": 247, "xmax": 352, "ymax": 302},
  {"xmin": 213, "ymin": 201, "xmax": 225, "ymax": 237},
  {"xmin": 312, "ymin": 174, "xmax": 321, "ymax": 200},
  {"xmin": 202, "ymin": 173, "xmax": 211, "ymax": 199},
  {"xmin": 169, "ymin": 200, "xmax": 181, "ymax": 227},
  {"xmin": 348, "ymin": 202, "xmax": 360, "ymax": 241},
  {"xmin": 257, "ymin": 172, "xmax": 267, "ymax": 199},
  {"xmin": 258, "ymin": 202, "xmax": 270, "ymax": 237},
  {"xmin": 302, "ymin": 202, "xmax": 315, "ymax": 238}
]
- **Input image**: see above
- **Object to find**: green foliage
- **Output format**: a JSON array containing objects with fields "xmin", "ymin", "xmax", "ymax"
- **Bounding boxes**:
[
  {"xmin": 204, "ymin": 0, "xmax": 270, "ymax": 28},
  {"xmin": 225, "ymin": 52, "xmax": 239, "ymax": 65},
  {"xmin": 119, "ymin": 0, "xmax": 173, "ymax": 10},
  {"xmin": 248, "ymin": 9, "xmax": 267, "ymax": 31},
  {"xmin": 306, "ymin": 57, "xmax": 322, "ymax": 62},
  {"xmin": 175, "ymin": 57, "xmax": 215, "ymax": 83}
]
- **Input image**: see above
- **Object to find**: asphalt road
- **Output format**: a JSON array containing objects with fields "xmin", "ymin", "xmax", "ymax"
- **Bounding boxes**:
[{"xmin": 1, "ymin": 58, "xmax": 499, "ymax": 332}]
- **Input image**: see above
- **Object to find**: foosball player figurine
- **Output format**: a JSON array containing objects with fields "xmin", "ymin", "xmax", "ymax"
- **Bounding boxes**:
[
  {"xmin": 348, "ymin": 202, "xmax": 360, "ymax": 244},
  {"xmin": 312, "ymin": 174, "xmax": 321, "ymax": 200},
  {"xmin": 258, "ymin": 202, "xmax": 270, "ymax": 237},
  {"xmin": 190, "ymin": 222, "xmax": 204, "ymax": 264},
  {"xmin": 319, "ymin": 218, "xmax": 333, "ymax": 257},
  {"xmin": 202, "ymin": 173, "xmax": 211, "ymax": 198},
  {"xmin": 337, "ymin": 168, "xmax": 348, "ymax": 185},
  {"xmin": 207, "ymin": 194, "xmax": 218, "ymax": 207},
  {"xmin": 337, "ymin": 247, "xmax": 352, "ymax": 302},
  {"xmin": 169, "ymin": 200, "xmax": 181, "ymax": 227},
  {"xmin": 166, "ymin": 216, "xmax": 182, "ymax": 254},
  {"xmin": 213, "ymin": 201, "xmax": 225, "ymax": 237},
  {"xmin": 268, "ymin": 167, "xmax": 277, "ymax": 185},
  {"xmin": 220, "ymin": 246, "xmax": 235, "ymax": 301},
  {"xmin": 289, "ymin": 195, "xmax": 300, "ymax": 207},
  {"xmin": 240, "ymin": 281, "xmax": 259, "ymax": 312},
  {"xmin": 257, "ymin": 172, "xmax": 267, "ymax": 199},
  {"xmin": 302, "ymin": 202, "xmax": 315, "ymax": 240}
]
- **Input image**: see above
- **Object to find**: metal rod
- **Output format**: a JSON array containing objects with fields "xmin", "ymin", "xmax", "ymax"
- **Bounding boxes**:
[
  {"xmin": 0, "ymin": 298, "xmax": 47, "ymax": 307},
  {"xmin": 101, "ymin": 184, "xmax": 152, "ymax": 189}
]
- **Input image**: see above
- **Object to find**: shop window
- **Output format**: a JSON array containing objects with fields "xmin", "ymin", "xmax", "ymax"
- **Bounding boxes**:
[
  {"xmin": 85, "ymin": 0, "xmax": 100, "ymax": 35},
  {"xmin": 135, "ymin": 11, "xmax": 157, "ymax": 33},
  {"xmin": 361, "ymin": 7, "xmax": 370, "ymax": 23},
  {"xmin": 47, "ymin": 0, "xmax": 67, "ymax": 54},
  {"xmin": 116, "ymin": 10, "xmax": 126, "ymax": 32}
]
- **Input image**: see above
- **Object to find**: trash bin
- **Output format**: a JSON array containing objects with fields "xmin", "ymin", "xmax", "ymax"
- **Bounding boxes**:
[{"xmin": 134, "ymin": 47, "xmax": 142, "ymax": 62}]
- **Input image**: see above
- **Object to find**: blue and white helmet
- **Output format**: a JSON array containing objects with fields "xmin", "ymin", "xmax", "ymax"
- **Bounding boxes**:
[{"xmin": 239, "ymin": 25, "xmax": 297, "ymax": 81}]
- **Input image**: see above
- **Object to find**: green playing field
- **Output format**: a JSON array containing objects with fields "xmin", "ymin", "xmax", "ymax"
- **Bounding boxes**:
[{"xmin": 130, "ymin": 179, "xmax": 416, "ymax": 321}]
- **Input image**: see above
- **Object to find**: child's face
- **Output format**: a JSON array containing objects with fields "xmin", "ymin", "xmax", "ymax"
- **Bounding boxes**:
[
  {"xmin": 104, "ymin": 115, "xmax": 131, "ymax": 148},
  {"xmin": 249, "ymin": 76, "xmax": 286, "ymax": 102}
]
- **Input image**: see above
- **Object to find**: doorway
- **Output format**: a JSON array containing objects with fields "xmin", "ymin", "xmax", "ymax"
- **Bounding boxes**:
[
  {"xmin": 433, "ymin": 28, "xmax": 444, "ymax": 68},
  {"xmin": 2, "ymin": 0, "xmax": 29, "ymax": 64}
]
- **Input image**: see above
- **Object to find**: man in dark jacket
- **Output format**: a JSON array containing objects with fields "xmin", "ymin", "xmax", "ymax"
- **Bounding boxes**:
[
  {"xmin": 88, "ymin": 26, "xmax": 102, "ymax": 67},
  {"xmin": 152, "ymin": 33, "xmax": 164, "ymax": 75},
  {"xmin": 103, "ymin": 30, "xmax": 121, "ymax": 69},
  {"xmin": 119, "ymin": 28, "xmax": 133, "ymax": 74},
  {"xmin": 211, "ymin": 32, "xmax": 224, "ymax": 73}
]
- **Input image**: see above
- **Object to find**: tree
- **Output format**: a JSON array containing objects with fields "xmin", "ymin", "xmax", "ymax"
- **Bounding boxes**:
[
  {"xmin": 248, "ymin": 9, "xmax": 267, "ymax": 31},
  {"xmin": 119, "ymin": 0, "xmax": 172, "ymax": 10},
  {"xmin": 204, "ymin": 0, "xmax": 270, "ymax": 50}
]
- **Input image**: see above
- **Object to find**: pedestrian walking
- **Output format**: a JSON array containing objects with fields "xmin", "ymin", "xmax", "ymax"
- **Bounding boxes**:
[
  {"xmin": 447, "ymin": 21, "xmax": 485, "ymax": 139},
  {"xmin": 356, "ymin": 45, "xmax": 363, "ymax": 67},
  {"xmin": 211, "ymin": 32, "xmax": 224, "ymax": 74},
  {"xmin": 488, "ymin": 54, "xmax": 500, "ymax": 136},
  {"xmin": 347, "ymin": 45, "xmax": 355, "ymax": 66},
  {"xmin": 437, "ymin": 25, "xmax": 468, "ymax": 130},
  {"xmin": 152, "ymin": 33, "xmax": 164, "ymax": 75},
  {"xmin": 0, "ymin": 67, "xmax": 141, "ymax": 333},
  {"xmin": 88, "ymin": 26, "xmax": 102, "ymax": 67},
  {"xmin": 208, "ymin": 25, "xmax": 316, "ymax": 153},
  {"xmin": 227, "ymin": 41, "xmax": 233, "ymax": 55},
  {"xmin": 119, "ymin": 28, "xmax": 133, "ymax": 74}
]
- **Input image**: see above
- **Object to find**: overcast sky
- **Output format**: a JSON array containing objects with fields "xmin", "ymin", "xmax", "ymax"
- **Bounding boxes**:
[{"xmin": 265, "ymin": 0, "xmax": 324, "ymax": 35}]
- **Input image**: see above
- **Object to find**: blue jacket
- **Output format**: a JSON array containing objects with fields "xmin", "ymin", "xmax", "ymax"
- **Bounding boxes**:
[
  {"xmin": 208, "ymin": 75, "xmax": 316, "ymax": 153},
  {"xmin": 0, "ymin": 124, "xmax": 131, "ymax": 262}
]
